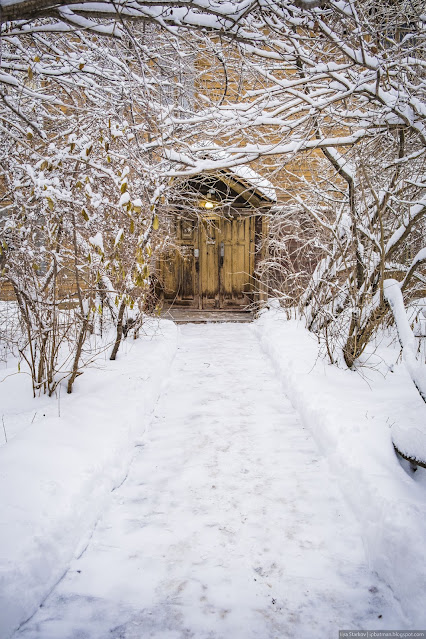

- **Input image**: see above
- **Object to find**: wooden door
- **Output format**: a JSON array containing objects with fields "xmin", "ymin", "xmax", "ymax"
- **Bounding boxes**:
[
  {"xmin": 200, "ymin": 217, "xmax": 220, "ymax": 308},
  {"xmin": 199, "ymin": 216, "xmax": 254, "ymax": 309},
  {"xmin": 161, "ymin": 218, "xmax": 198, "ymax": 306},
  {"xmin": 221, "ymin": 216, "xmax": 254, "ymax": 307},
  {"xmin": 160, "ymin": 215, "xmax": 256, "ymax": 309}
]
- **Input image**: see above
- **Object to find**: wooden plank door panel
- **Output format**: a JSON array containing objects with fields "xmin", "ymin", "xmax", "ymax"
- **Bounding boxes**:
[
  {"xmin": 200, "ymin": 218, "xmax": 220, "ymax": 307},
  {"xmin": 221, "ymin": 217, "xmax": 253, "ymax": 306},
  {"xmin": 197, "ymin": 215, "xmax": 256, "ymax": 309},
  {"xmin": 162, "ymin": 219, "xmax": 197, "ymax": 305}
]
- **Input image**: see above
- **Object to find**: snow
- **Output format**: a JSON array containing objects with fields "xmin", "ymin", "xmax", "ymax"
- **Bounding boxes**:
[
  {"xmin": 392, "ymin": 425, "xmax": 426, "ymax": 466},
  {"xmin": 165, "ymin": 131, "xmax": 368, "ymax": 179},
  {"xmin": 227, "ymin": 163, "xmax": 276, "ymax": 201},
  {"xmin": 384, "ymin": 280, "xmax": 417, "ymax": 353},
  {"xmin": 385, "ymin": 196, "xmax": 426, "ymax": 254},
  {"xmin": 256, "ymin": 304, "xmax": 426, "ymax": 625},
  {"xmin": 180, "ymin": 141, "xmax": 276, "ymax": 201},
  {"xmin": 0, "ymin": 318, "xmax": 178, "ymax": 639},
  {"xmin": 11, "ymin": 324, "xmax": 406, "ymax": 637},
  {"xmin": 1, "ymin": 309, "xmax": 426, "ymax": 638},
  {"xmin": 383, "ymin": 279, "xmax": 426, "ymax": 461},
  {"xmin": 114, "ymin": 227, "xmax": 124, "ymax": 248},
  {"xmin": 88, "ymin": 231, "xmax": 104, "ymax": 253},
  {"xmin": 119, "ymin": 191, "xmax": 130, "ymax": 207}
]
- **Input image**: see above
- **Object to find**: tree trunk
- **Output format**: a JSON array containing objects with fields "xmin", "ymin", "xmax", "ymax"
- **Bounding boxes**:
[
  {"xmin": 67, "ymin": 314, "xmax": 90, "ymax": 394},
  {"xmin": 110, "ymin": 300, "xmax": 126, "ymax": 361}
]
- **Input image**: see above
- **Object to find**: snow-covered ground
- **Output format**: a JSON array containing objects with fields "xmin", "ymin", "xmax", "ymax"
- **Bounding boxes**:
[
  {"xmin": 256, "ymin": 305, "xmax": 426, "ymax": 626},
  {"xmin": 0, "ymin": 317, "xmax": 178, "ymax": 639},
  {"xmin": 1, "ymin": 308, "xmax": 426, "ymax": 638}
]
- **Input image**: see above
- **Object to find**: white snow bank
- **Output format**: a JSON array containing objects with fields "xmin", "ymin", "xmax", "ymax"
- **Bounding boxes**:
[
  {"xmin": 0, "ymin": 319, "xmax": 178, "ymax": 639},
  {"xmin": 392, "ymin": 424, "xmax": 426, "ymax": 466},
  {"xmin": 383, "ymin": 280, "xmax": 426, "ymax": 462},
  {"xmin": 256, "ymin": 305, "xmax": 426, "ymax": 624}
]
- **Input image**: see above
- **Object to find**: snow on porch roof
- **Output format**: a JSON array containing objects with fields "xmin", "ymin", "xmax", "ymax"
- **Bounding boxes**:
[
  {"xmin": 190, "ymin": 142, "xmax": 277, "ymax": 203},
  {"xmin": 225, "ymin": 164, "xmax": 277, "ymax": 203}
]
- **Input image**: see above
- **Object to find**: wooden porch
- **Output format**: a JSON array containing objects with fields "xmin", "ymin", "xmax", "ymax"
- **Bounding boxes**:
[{"xmin": 161, "ymin": 307, "xmax": 254, "ymax": 323}]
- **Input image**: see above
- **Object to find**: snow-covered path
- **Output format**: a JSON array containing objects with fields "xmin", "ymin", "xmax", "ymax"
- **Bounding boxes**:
[{"xmin": 17, "ymin": 324, "xmax": 404, "ymax": 638}]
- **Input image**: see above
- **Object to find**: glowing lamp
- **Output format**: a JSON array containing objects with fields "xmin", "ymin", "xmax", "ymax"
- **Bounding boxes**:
[{"xmin": 204, "ymin": 200, "xmax": 214, "ymax": 209}]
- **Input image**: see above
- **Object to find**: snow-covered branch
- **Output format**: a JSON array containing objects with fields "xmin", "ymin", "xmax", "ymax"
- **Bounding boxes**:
[{"xmin": 384, "ymin": 279, "xmax": 426, "ymax": 404}]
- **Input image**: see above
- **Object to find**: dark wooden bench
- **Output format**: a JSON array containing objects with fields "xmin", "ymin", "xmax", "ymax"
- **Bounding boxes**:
[{"xmin": 393, "ymin": 442, "xmax": 426, "ymax": 472}]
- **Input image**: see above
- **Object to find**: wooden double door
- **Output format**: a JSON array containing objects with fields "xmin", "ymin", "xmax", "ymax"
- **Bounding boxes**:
[{"xmin": 161, "ymin": 215, "xmax": 255, "ymax": 309}]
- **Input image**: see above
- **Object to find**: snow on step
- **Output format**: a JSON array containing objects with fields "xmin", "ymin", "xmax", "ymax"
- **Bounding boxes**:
[{"xmin": 16, "ymin": 324, "xmax": 403, "ymax": 639}]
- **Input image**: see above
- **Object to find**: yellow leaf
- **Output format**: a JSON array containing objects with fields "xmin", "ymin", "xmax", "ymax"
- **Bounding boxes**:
[
  {"xmin": 81, "ymin": 208, "xmax": 89, "ymax": 221},
  {"xmin": 47, "ymin": 197, "xmax": 54, "ymax": 211},
  {"xmin": 153, "ymin": 215, "xmax": 159, "ymax": 231},
  {"xmin": 79, "ymin": 62, "xmax": 85, "ymax": 70},
  {"xmin": 28, "ymin": 66, "xmax": 33, "ymax": 80},
  {"xmin": 34, "ymin": 55, "xmax": 40, "ymax": 62},
  {"xmin": 130, "ymin": 219, "xmax": 135, "ymax": 234},
  {"xmin": 120, "ymin": 182, "xmax": 127, "ymax": 194}
]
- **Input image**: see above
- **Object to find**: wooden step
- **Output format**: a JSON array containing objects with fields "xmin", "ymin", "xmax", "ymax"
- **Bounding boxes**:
[{"xmin": 161, "ymin": 308, "xmax": 254, "ymax": 323}]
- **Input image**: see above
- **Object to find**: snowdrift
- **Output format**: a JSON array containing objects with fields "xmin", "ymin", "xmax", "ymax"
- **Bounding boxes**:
[
  {"xmin": 256, "ymin": 304, "xmax": 426, "ymax": 625},
  {"xmin": 0, "ymin": 319, "xmax": 178, "ymax": 639}
]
